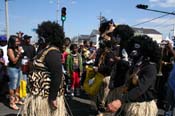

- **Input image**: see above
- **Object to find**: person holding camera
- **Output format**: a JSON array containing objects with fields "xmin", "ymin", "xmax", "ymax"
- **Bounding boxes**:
[
  {"xmin": 159, "ymin": 40, "xmax": 175, "ymax": 115},
  {"xmin": 157, "ymin": 40, "xmax": 175, "ymax": 110}
]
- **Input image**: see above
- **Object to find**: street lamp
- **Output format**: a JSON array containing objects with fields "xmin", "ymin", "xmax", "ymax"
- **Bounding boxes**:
[{"xmin": 136, "ymin": 4, "xmax": 175, "ymax": 15}]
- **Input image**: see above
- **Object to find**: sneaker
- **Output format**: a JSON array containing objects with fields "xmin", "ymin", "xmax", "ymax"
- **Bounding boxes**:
[
  {"xmin": 70, "ymin": 89, "xmax": 74, "ymax": 97},
  {"xmin": 75, "ymin": 91, "xmax": 80, "ymax": 96},
  {"xmin": 97, "ymin": 112, "xmax": 113, "ymax": 116},
  {"xmin": 75, "ymin": 88, "xmax": 81, "ymax": 96},
  {"xmin": 164, "ymin": 111, "xmax": 172, "ymax": 116},
  {"xmin": 71, "ymin": 92, "xmax": 74, "ymax": 97}
]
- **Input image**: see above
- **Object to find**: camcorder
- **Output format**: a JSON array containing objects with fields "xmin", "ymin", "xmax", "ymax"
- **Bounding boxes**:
[{"xmin": 160, "ymin": 40, "xmax": 168, "ymax": 48}]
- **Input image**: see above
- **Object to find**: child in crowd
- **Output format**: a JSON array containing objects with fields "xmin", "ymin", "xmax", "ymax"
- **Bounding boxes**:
[{"xmin": 66, "ymin": 44, "xmax": 83, "ymax": 96}]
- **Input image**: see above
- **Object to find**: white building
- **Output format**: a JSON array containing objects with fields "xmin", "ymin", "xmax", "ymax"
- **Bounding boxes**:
[
  {"xmin": 89, "ymin": 29, "xmax": 100, "ymax": 48},
  {"xmin": 133, "ymin": 27, "xmax": 163, "ymax": 43}
]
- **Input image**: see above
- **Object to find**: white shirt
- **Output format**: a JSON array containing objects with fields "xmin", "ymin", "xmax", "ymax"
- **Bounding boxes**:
[{"xmin": 0, "ymin": 45, "xmax": 9, "ymax": 66}]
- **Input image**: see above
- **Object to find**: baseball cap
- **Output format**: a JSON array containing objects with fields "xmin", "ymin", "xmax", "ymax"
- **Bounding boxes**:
[
  {"xmin": 23, "ymin": 35, "xmax": 32, "ymax": 39},
  {"xmin": 0, "ymin": 35, "xmax": 7, "ymax": 41}
]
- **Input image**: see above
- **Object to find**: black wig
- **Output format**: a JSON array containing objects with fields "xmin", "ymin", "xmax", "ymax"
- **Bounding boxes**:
[
  {"xmin": 7, "ymin": 35, "xmax": 18, "ymax": 49},
  {"xmin": 113, "ymin": 24, "xmax": 134, "ymax": 42},
  {"xmin": 36, "ymin": 21, "xmax": 65, "ymax": 48},
  {"xmin": 112, "ymin": 24, "xmax": 134, "ymax": 56},
  {"xmin": 127, "ymin": 35, "xmax": 161, "ymax": 64}
]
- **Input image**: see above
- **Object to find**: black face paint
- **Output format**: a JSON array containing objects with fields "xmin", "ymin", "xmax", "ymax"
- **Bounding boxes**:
[
  {"xmin": 112, "ymin": 34, "xmax": 121, "ymax": 45},
  {"xmin": 129, "ymin": 43, "xmax": 142, "ymax": 64}
]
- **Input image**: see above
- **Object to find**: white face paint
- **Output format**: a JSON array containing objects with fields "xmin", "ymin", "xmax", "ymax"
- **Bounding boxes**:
[
  {"xmin": 130, "ymin": 50, "xmax": 138, "ymax": 57},
  {"xmin": 134, "ymin": 43, "xmax": 141, "ymax": 49}
]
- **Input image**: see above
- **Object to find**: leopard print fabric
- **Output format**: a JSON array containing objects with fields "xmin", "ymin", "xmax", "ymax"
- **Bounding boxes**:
[{"xmin": 28, "ymin": 46, "xmax": 59, "ymax": 98}]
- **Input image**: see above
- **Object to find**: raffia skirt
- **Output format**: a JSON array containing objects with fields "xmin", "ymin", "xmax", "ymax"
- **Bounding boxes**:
[
  {"xmin": 21, "ymin": 94, "xmax": 68, "ymax": 116},
  {"xmin": 124, "ymin": 100, "xmax": 158, "ymax": 116}
]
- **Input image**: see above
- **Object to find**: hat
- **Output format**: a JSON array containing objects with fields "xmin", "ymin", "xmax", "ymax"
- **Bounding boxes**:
[
  {"xmin": 16, "ymin": 31, "xmax": 24, "ymax": 35},
  {"xmin": 100, "ymin": 16, "xmax": 108, "ymax": 24},
  {"xmin": 23, "ymin": 35, "xmax": 32, "ymax": 39},
  {"xmin": 0, "ymin": 35, "xmax": 7, "ymax": 41}
]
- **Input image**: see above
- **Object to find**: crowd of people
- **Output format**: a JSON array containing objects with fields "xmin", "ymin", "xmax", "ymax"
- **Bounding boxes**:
[
  {"xmin": 0, "ymin": 31, "xmax": 36, "ymax": 110},
  {"xmin": 0, "ymin": 19, "xmax": 175, "ymax": 116}
]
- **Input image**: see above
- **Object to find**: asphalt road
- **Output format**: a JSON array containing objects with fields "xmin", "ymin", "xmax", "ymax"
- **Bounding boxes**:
[
  {"xmin": 0, "ymin": 92, "xmax": 97, "ymax": 116},
  {"xmin": 0, "ymin": 92, "xmax": 165, "ymax": 116}
]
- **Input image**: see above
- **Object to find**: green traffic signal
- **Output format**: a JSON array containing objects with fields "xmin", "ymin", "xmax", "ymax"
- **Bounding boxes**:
[
  {"xmin": 61, "ymin": 16, "xmax": 66, "ymax": 21},
  {"xmin": 61, "ymin": 7, "xmax": 66, "ymax": 22}
]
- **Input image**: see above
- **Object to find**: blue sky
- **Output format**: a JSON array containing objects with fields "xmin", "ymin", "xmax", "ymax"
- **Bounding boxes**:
[{"xmin": 0, "ymin": 0, "xmax": 175, "ymax": 42}]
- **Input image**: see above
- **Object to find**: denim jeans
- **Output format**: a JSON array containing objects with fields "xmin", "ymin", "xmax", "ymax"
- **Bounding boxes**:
[{"xmin": 7, "ymin": 67, "xmax": 21, "ymax": 89}]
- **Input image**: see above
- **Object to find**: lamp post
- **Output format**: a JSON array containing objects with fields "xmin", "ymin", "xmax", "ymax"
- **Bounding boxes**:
[
  {"xmin": 5, "ymin": 0, "xmax": 9, "ymax": 39},
  {"xmin": 136, "ymin": 4, "xmax": 175, "ymax": 15}
]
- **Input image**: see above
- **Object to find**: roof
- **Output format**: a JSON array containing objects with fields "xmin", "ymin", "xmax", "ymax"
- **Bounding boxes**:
[
  {"xmin": 78, "ymin": 35, "xmax": 90, "ymax": 40},
  {"xmin": 132, "ymin": 27, "xmax": 162, "ymax": 35},
  {"xmin": 90, "ymin": 29, "xmax": 99, "ymax": 36}
]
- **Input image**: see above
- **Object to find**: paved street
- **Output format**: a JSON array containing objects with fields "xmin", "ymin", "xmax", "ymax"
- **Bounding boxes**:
[
  {"xmin": 0, "ymin": 92, "xmax": 97, "ymax": 116},
  {"xmin": 0, "ymin": 95, "xmax": 19, "ymax": 116},
  {"xmin": 0, "ymin": 92, "xmax": 165, "ymax": 116}
]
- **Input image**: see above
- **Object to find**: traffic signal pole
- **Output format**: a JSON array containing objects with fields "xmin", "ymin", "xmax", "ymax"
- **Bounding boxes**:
[
  {"xmin": 62, "ymin": 20, "xmax": 64, "ymax": 32},
  {"xmin": 136, "ymin": 4, "xmax": 175, "ymax": 15},
  {"xmin": 144, "ymin": 8, "xmax": 175, "ymax": 15},
  {"xmin": 61, "ymin": 7, "xmax": 66, "ymax": 32}
]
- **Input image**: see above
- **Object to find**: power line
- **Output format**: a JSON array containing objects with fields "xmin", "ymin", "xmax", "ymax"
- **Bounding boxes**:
[
  {"xmin": 153, "ymin": 17, "xmax": 174, "ymax": 28},
  {"xmin": 132, "ymin": 13, "xmax": 170, "ymax": 26},
  {"xmin": 155, "ymin": 24, "xmax": 174, "ymax": 29}
]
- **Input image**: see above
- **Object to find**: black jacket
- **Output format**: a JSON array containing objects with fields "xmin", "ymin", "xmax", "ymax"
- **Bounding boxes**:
[{"xmin": 120, "ymin": 62, "xmax": 157, "ymax": 103}]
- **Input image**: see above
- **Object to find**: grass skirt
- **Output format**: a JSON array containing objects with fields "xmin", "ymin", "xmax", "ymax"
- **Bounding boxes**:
[
  {"xmin": 124, "ymin": 100, "xmax": 158, "ymax": 116},
  {"xmin": 21, "ymin": 94, "xmax": 68, "ymax": 116}
]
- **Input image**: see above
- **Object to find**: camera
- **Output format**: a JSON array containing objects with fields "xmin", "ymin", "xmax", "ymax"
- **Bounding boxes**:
[
  {"xmin": 161, "ymin": 40, "xmax": 168, "ymax": 45},
  {"xmin": 160, "ymin": 40, "xmax": 168, "ymax": 48}
]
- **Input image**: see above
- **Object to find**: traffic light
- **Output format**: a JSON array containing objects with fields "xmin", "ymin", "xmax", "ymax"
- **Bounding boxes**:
[
  {"xmin": 136, "ymin": 4, "xmax": 148, "ymax": 9},
  {"xmin": 61, "ymin": 7, "xmax": 66, "ymax": 22}
]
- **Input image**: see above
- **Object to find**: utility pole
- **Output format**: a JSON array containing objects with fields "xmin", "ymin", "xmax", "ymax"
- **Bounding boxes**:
[
  {"xmin": 5, "ymin": 0, "xmax": 9, "ymax": 39},
  {"xmin": 98, "ymin": 12, "xmax": 107, "ymax": 25},
  {"xmin": 173, "ymin": 24, "xmax": 175, "ymax": 37},
  {"xmin": 171, "ymin": 24, "xmax": 175, "ymax": 40},
  {"xmin": 0, "ymin": 9, "xmax": 2, "ymax": 35},
  {"xmin": 98, "ymin": 13, "xmax": 107, "ymax": 26},
  {"xmin": 99, "ymin": 12, "xmax": 102, "ymax": 26},
  {"xmin": 56, "ymin": 0, "xmax": 59, "ymax": 23},
  {"xmin": 169, "ymin": 24, "xmax": 175, "ymax": 39}
]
